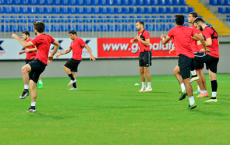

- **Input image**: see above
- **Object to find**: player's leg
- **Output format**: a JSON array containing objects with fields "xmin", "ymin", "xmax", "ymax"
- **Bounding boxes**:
[
  {"xmin": 63, "ymin": 59, "xmax": 77, "ymax": 86},
  {"xmin": 173, "ymin": 65, "xmax": 185, "ymax": 92},
  {"xmin": 139, "ymin": 67, "xmax": 146, "ymax": 92},
  {"xmin": 144, "ymin": 66, "xmax": 152, "ymax": 91},
  {"xmin": 196, "ymin": 70, "xmax": 209, "ymax": 97},
  {"xmin": 38, "ymin": 76, "xmax": 43, "ymax": 88},
  {"xmin": 19, "ymin": 64, "xmax": 31, "ymax": 99},
  {"xmin": 69, "ymin": 71, "xmax": 77, "ymax": 90},
  {"xmin": 27, "ymin": 80, "xmax": 37, "ymax": 112},
  {"xmin": 143, "ymin": 51, "xmax": 152, "ymax": 92},
  {"xmin": 205, "ymin": 69, "xmax": 218, "ymax": 102},
  {"xmin": 190, "ymin": 59, "xmax": 199, "ymax": 82}
]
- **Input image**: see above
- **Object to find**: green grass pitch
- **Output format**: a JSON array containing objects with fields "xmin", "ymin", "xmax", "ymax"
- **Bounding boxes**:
[{"xmin": 0, "ymin": 74, "xmax": 230, "ymax": 145}]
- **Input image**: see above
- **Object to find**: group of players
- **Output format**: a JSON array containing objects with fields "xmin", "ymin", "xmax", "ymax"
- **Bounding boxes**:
[{"xmin": 12, "ymin": 11, "xmax": 219, "ymax": 112}]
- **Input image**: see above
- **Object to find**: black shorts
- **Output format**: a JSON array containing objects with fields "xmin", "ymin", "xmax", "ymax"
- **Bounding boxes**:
[
  {"xmin": 28, "ymin": 59, "xmax": 46, "ymax": 83},
  {"xmin": 139, "ymin": 51, "xmax": 152, "ymax": 67},
  {"xmin": 64, "ymin": 58, "xmax": 81, "ymax": 72},
  {"xmin": 25, "ymin": 59, "xmax": 35, "ymax": 64},
  {"xmin": 178, "ymin": 54, "xmax": 193, "ymax": 79},
  {"xmin": 194, "ymin": 53, "xmax": 219, "ymax": 73}
]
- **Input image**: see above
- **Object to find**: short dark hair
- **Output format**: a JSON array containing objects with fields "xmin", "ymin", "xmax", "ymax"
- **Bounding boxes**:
[
  {"xmin": 175, "ymin": 14, "xmax": 184, "ymax": 25},
  {"xmin": 193, "ymin": 17, "xmax": 205, "ymax": 24},
  {"xmin": 189, "ymin": 12, "xmax": 198, "ymax": 18},
  {"xmin": 22, "ymin": 30, "xmax": 30, "ymax": 36},
  {"xmin": 138, "ymin": 21, "xmax": 144, "ymax": 27},
  {"xmin": 69, "ymin": 30, "xmax": 77, "ymax": 35},
  {"xmin": 33, "ymin": 21, "xmax": 44, "ymax": 33}
]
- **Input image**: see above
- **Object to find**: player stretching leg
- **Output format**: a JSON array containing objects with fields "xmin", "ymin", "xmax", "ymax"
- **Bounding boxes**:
[{"xmin": 56, "ymin": 30, "xmax": 96, "ymax": 90}]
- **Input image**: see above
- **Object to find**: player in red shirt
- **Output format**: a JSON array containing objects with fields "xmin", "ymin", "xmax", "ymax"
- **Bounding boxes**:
[
  {"xmin": 130, "ymin": 21, "xmax": 152, "ymax": 92},
  {"xmin": 56, "ymin": 30, "xmax": 96, "ymax": 90},
  {"xmin": 193, "ymin": 17, "xmax": 219, "ymax": 102},
  {"xmin": 18, "ymin": 31, "xmax": 44, "ymax": 89},
  {"xmin": 188, "ymin": 12, "xmax": 209, "ymax": 98},
  {"xmin": 161, "ymin": 15, "xmax": 209, "ymax": 109},
  {"xmin": 11, "ymin": 21, "xmax": 60, "ymax": 112}
]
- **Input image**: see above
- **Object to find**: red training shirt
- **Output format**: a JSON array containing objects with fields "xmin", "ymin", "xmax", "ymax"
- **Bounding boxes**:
[
  {"xmin": 25, "ymin": 38, "xmax": 37, "ymax": 60},
  {"xmin": 31, "ymin": 34, "xmax": 55, "ymax": 65},
  {"xmin": 191, "ymin": 25, "xmax": 203, "ymax": 52},
  {"xmin": 202, "ymin": 27, "xmax": 219, "ymax": 58},
  {"xmin": 168, "ymin": 26, "xmax": 195, "ymax": 58},
  {"xmin": 69, "ymin": 37, "xmax": 86, "ymax": 60},
  {"xmin": 137, "ymin": 30, "xmax": 150, "ymax": 52}
]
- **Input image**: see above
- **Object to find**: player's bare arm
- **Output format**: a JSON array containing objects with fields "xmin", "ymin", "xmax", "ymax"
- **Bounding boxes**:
[
  {"xmin": 169, "ymin": 47, "xmax": 175, "ymax": 54},
  {"xmin": 193, "ymin": 33, "xmax": 210, "ymax": 53},
  {"xmin": 136, "ymin": 35, "xmax": 150, "ymax": 46},
  {"xmin": 56, "ymin": 48, "xmax": 71, "ymax": 58},
  {"xmin": 130, "ymin": 35, "xmax": 139, "ymax": 43},
  {"xmin": 11, "ymin": 34, "xmax": 34, "ymax": 47},
  {"xmin": 161, "ymin": 35, "xmax": 171, "ymax": 45},
  {"xmin": 19, "ymin": 46, "xmax": 37, "ymax": 55},
  {"xmin": 48, "ymin": 40, "xmax": 60, "ymax": 63},
  {"xmin": 84, "ymin": 44, "xmax": 96, "ymax": 61},
  {"xmin": 192, "ymin": 32, "xmax": 202, "ymax": 41}
]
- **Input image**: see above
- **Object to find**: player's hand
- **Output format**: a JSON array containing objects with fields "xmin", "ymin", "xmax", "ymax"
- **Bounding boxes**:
[
  {"xmin": 11, "ymin": 34, "xmax": 19, "ymax": 39},
  {"xmin": 160, "ymin": 34, "xmax": 166, "ymax": 40},
  {"xmin": 48, "ymin": 55, "xmax": 53, "ymax": 63},
  {"xmin": 19, "ymin": 51, "xmax": 24, "ymax": 55},
  {"xmin": 130, "ymin": 39, "xmax": 134, "ymax": 43},
  {"xmin": 169, "ymin": 47, "xmax": 175, "ymax": 54},
  {"xmin": 197, "ymin": 41, "xmax": 201, "ymax": 46},
  {"xmin": 24, "ymin": 49, "xmax": 30, "ymax": 53},
  {"xmin": 136, "ymin": 35, "xmax": 141, "ymax": 41},
  {"xmin": 206, "ymin": 49, "xmax": 211, "ymax": 53},
  {"xmin": 56, "ymin": 54, "xmax": 60, "ymax": 58},
  {"xmin": 90, "ymin": 55, "xmax": 96, "ymax": 61}
]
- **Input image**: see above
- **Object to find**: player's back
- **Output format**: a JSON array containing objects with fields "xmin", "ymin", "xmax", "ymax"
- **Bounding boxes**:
[{"xmin": 25, "ymin": 38, "xmax": 37, "ymax": 60}]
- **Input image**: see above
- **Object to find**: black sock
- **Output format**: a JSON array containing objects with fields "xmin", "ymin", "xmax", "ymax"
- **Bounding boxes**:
[
  {"xmin": 24, "ymin": 89, "xmax": 28, "ymax": 92},
  {"xmin": 31, "ymin": 106, "xmax": 35, "ymax": 109},
  {"xmin": 211, "ymin": 80, "xmax": 218, "ymax": 92},
  {"xmin": 68, "ymin": 74, "xmax": 75, "ymax": 80},
  {"xmin": 73, "ymin": 83, "xmax": 77, "ymax": 88}
]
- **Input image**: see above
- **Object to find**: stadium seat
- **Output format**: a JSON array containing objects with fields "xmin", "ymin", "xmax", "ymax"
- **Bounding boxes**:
[
  {"xmin": 67, "ymin": 16, "xmax": 75, "ymax": 23},
  {"xmin": 19, "ymin": 7, "xmax": 27, "ymax": 14},
  {"xmin": 27, "ymin": 16, "xmax": 35, "ymax": 23},
  {"xmin": 36, "ymin": 0, "xmax": 44, "ymax": 5},
  {"xmin": 91, "ymin": 7, "xmax": 99, "ymax": 14},
  {"xmin": 114, "ymin": 16, "xmax": 121, "ymax": 23},
  {"xmin": 84, "ymin": 0, "xmax": 91, "ymax": 5},
  {"xmin": 173, "ymin": 0, "xmax": 180, "ymax": 5},
  {"xmin": 28, "ymin": 0, "xmax": 36, "ymax": 5},
  {"xmin": 166, "ymin": 7, "xmax": 173, "ymax": 13},
  {"xmin": 51, "ymin": 25, "xmax": 60, "ymax": 32},
  {"xmin": 137, "ymin": 15, "xmax": 144, "ymax": 22},
  {"xmin": 168, "ymin": 24, "xmax": 175, "ymax": 29},
  {"xmin": 53, "ymin": 0, "xmax": 60, "ymax": 5},
  {"xmin": 188, "ymin": 7, "xmax": 194, "ymax": 13},
  {"xmin": 91, "ymin": 0, "xmax": 99, "ymax": 5},
  {"xmin": 11, "ymin": 7, "xmax": 19, "ymax": 13},
  {"xmin": 60, "ymin": 7, "xmax": 68, "ymax": 14},
  {"xmin": 166, "ymin": 15, "xmax": 174, "ymax": 22},
  {"xmin": 0, "ymin": 0, "xmax": 3, "ymax": 4},
  {"xmin": 85, "ymin": 25, "xmax": 92, "ymax": 31},
  {"xmin": 28, "ymin": 25, "xmax": 34, "ymax": 32},
  {"xmin": 226, "ymin": 0, "xmax": 230, "ymax": 5},
  {"xmin": 226, "ymin": 7, "xmax": 230, "ymax": 13},
  {"xmin": 158, "ymin": 0, "xmax": 166, "ymax": 5},
  {"xmin": 27, "ymin": 7, "xmax": 36, "ymax": 14},
  {"xmin": 122, "ymin": 7, "xmax": 129, "ymax": 14},
  {"xmin": 173, "ymin": 7, "xmax": 180, "ymax": 13},
  {"xmin": 99, "ymin": 7, "xmax": 106, "ymax": 14},
  {"xmin": 129, "ymin": 7, "xmax": 136, "ymax": 14},
  {"xmin": 114, "ymin": 7, "xmax": 122, "ymax": 14},
  {"xmin": 107, "ymin": 24, "xmax": 114, "ymax": 31},
  {"xmin": 19, "ymin": 25, "xmax": 26, "ymax": 32},
  {"xmin": 35, "ymin": 16, "xmax": 42, "ymax": 21},
  {"xmin": 83, "ymin": 7, "xmax": 90, "ymax": 14},
  {"xmin": 159, "ymin": 7, "xmax": 166, "ymax": 13},
  {"xmin": 166, "ymin": 0, "xmax": 173, "ymax": 5},
  {"xmin": 123, "ymin": 24, "xmax": 131, "ymax": 31},
  {"xmin": 68, "ymin": 7, "xmax": 75, "ymax": 13},
  {"xmin": 152, "ymin": 15, "xmax": 159, "ymax": 22},
  {"xmin": 152, "ymin": 7, "xmax": 159, "ymax": 13},
  {"xmin": 52, "ymin": 7, "xmax": 59, "ymax": 14},
  {"xmin": 136, "ymin": 0, "xmax": 144, "ymax": 5},
  {"xmin": 145, "ymin": 24, "xmax": 152, "ymax": 31},
  {"xmin": 10, "ymin": 16, "xmax": 18, "ymax": 23},
  {"xmin": 130, "ymin": 24, "xmax": 136, "ymax": 31},
  {"xmin": 83, "ymin": 16, "xmax": 90, "ymax": 23},
  {"xmin": 98, "ymin": 0, "xmax": 106, "ymax": 5},
  {"xmin": 44, "ymin": 0, "xmax": 52, "ymax": 5},
  {"xmin": 144, "ymin": 7, "xmax": 151, "ymax": 13},
  {"xmin": 76, "ymin": 25, "xmax": 83, "ymax": 31},
  {"xmin": 4, "ymin": 0, "xmax": 11, "ymax": 5},
  {"xmin": 106, "ymin": 16, "xmax": 113, "ymax": 23},
  {"xmin": 122, "ymin": 0, "xmax": 129, "ymax": 5},
  {"xmin": 115, "ymin": 24, "xmax": 122, "ymax": 31},
  {"xmin": 151, "ymin": 0, "xmax": 158, "ymax": 5},
  {"xmin": 1, "ymin": 25, "xmax": 9, "ymax": 32},
  {"xmin": 114, "ymin": 0, "xmax": 121, "ymax": 5},
  {"xmin": 180, "ymin": 0, "xmax": 186, "ymax": 5},
  {"xmin": 181, "ymin": 7, "xmax": 188, "ymax": 13},
  {"xmin": 3, "ymin": 7, "xmax": 10, "ymax": 13},
  {"xmin": 91, "ymin": 16, "xmax": 98, "ymax": 23},
  {"xmin": 44, "ymin": 7, "xmax": 51, "ymax": 14},
  {"xmin": 159, "ymin": 15, "xmax": 166, "ymax": 22},
  {"xmin": 155, "ymin": 24, "xmax": 161, "ymax": 31},
  {"xmin": 2, "ymin": 16, "xmax": 9, "ymax": 23},
  {"xmin": 60, "ymin": 25, "xmax": 67, "ymax": 31},
  {"xmin": 122, "ymin": 16, "xmax": 129, "ymax": 23},
  {"xmin": 99, "ymin": 16, "xmax": 106, "ymax": 23},
  {"xmin": 144, "ymin": 15, "xmax": 151, "ymax": 22},
  {"xmin": 144, "ymin": 0, "xmax": 151, "ymax": 5},
  {"xmin": 227, "ymin": 15, "xmax": 230, "ymax": 21},
  {"xmin": 161, "ymin": 24, "xmax": 169, "ymax": 31},
  {"xmin": 60, "ymin": 0, "xmax": 68, "ymax": 5},
  {"xmin": 129, "ymin": 15, "xmax": 136, "ymax": 23},
  {"xmin": 209, "ymin": 0, "xmax": 217, "ymax": 5},
  {"xmin": 50, "ymin": 16, "xmax": 59, "ymax": 23},
  {"xmin": 10, "ymin": 25, "xmax": 17, "ymax": 32},
  {"xmin": 68, "ymin": 24, "xmax": 75, "ymax": 31},
  {"xmin": 93, "ymin": 25, "xmax": 99, "ymax": 31},
  {"xmin": 100, "ymin": 24, "xmax": 106, "ymax": 31},
  {"xmin": 36, "ymin": 7, "xmax": 43, "ymax": 14},
  {"xmin": 218, "ymin": 0, "xmax": 225, "ymax": 5},
  {"xmin": 137, "ymin": 7, "xmax": 144, "ymax": 14},
  {"xmin": 129, "ymin": 0, "xmax": 135, "ymax": 5},
  {"xmin": 75, "ymin": 16, "xmax": 82, "ymax": 23},
  {"xmin": 106, "ymin": 0, "xmax": 113, "ymax": 5},
  {"xmin": 60, "ymin": 16, "xmax": 67, "ymax": 23},
  {"xmin": 43, "ymin": 16, "xmax": 50, "ymax": 23},
  {"xmin": 44, "ymin": 25, "xmax": 50, "ymax": 32},
  {"xmin": 106, "ymin": 7, "xmax": 114, "ymax": 14},
  {"xmin": 12, "ymin": 0, "xmax": 20, "ymax": 5},
  {"xmin": 76, "ymin": 0, "xmax": 83, "ymax": 5},
  {"xmin": 75, "ymin": 7, "xmax": 83, "ymax": 14}
]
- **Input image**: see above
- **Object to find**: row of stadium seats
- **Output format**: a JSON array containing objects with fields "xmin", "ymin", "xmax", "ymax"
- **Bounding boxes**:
[
  {"xmin": 218, "ymin": 7, "xmax": 230, "ymax": 14},
  {"xmin": 210, "ymin": 0, "xmax": 230, "ymax": 5},
  {"xmin": 0, "ymin": 6, "xmax": 194, "ymax": 14},
  {"xmin": 227, "ymin": 15, "xmax": 230, "ymax": 21},
  {"xmin": 1, "ymin": 23, "xmax": 188, "ymax": 32},
  {"xmin": 0, "ymin": 0, "xmax": 187, "ymax": 6}
]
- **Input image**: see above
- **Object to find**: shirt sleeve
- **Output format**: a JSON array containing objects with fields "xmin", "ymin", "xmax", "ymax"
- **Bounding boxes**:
[
  {"xmin": 80, "ymin": 39, "xmax": 86, "ymax": 47},
  {"xmin": 202, "ymin": 28, "xmax": 212, "ymax": 39},
  {"xmin": 31, "ymin": 37, "xmax": 39, "ymax": 46},
  {"xmin": 69, "ymin": 42, "xmax": 73, "ymax": 49},
  {"xmin": 167, "ymin": 29, "xmax": 174, "ymax": 38},
  {"xmin": 143, "ymin": 31, "xmax": 150, "ymax": 39}
]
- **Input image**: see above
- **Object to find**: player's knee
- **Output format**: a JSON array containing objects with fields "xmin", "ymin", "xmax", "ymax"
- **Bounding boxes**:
[
  {"xmin": 29, "ymin": 83, "xmax": 36, "ymax": 90},
  {"xmin": 21, "ymin": 67, "xmax": 26, "ymax": 73},
  {"xmin": 139, "ymin": 68, "xmax": 144, "ymax": 74}
]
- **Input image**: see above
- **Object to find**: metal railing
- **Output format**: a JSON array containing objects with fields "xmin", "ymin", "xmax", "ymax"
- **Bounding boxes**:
[{"xmin": 0, "ymin": 17, "xmax": 230, "ymax": 38}]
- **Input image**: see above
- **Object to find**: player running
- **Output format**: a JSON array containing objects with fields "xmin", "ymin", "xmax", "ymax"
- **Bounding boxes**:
[
  {"xmin": 56, "ymin": 30, "xmax": 96, "ymax": 90},
  {"xmin": 19, "ymin": 31, "xmax": 44, "ymax": 89},
  {"xmin": 12, "ymin": 21, "xmax": 60, "ymax": 112},
  {"xmin": 130, "ymin": 21, "xmax": 152, "ymax": 92},
  {"xmin": 193, "ymin": 17, "xmax": 219, "ymax": 102},
  {"xmin": 161, "ymin": 15, "xmax": 209, "ymax": 109}
]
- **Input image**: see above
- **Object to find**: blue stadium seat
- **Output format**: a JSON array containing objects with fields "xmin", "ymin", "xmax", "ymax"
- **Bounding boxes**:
[
  {"xmin": 99, "ymin": 16, "xmax": 106, "ymax": 23},
  {"xmin": 166, "ymin": 0, "xmax": 173, "ymax": 5},
  {"xmin": 51, "ymin": 25, "xmax": 60, "ymax": 32},
  {"xmin": 53, "ymin": 0, "xmax": 59, "ymax": 5},
  {"xmin": 60, "ymin": 0, "xmax": 68, "ymax": 5},
  {"xmin": 2, "ymin": 25, "xmax": 9, "ymax": 32},
  {"xmin": 50, "ymin": 16, "xmax": 59, "ymax": 23},
  {"xmin": 84, "ymin": 0, "xmax": 91, "ymax": 5},
  {"xmin": 107, "ymin": 24, "xmax": 114, "ymax": 31},
  {"xmin": 44, "ymin": 7, "xmax": 51, "ymax": 14},
  {"xmin": 28, "ymin": 25, "xmax": 34, "ymax": 32},
  {"xmin": 91, "ymin": 0, "xmax": 99, "ymax": 5},
  {"xmin": 122, "ymin": 7, "xmax": 129, "ymax": 14},
  {"xmin": 144, "ymin": 0, "xmax": 151, "ymax": 5},
  {"xmin": 2, "ymin": 16, "xmax": 9, "ymax": 23},
  {"xmin": 130, "ymin": 24, "xmax": 136, "ymax": 31},
  {"xmin": 159, "ymin": 7, "xmax": 166, "ymax": 13},
  {"xmin": 28, "ymin": 16, "xmax": 35, "ymax": 23},
  {"xmin": 155, "ymin": 24, "xmax": 161, "ymax": 31},
  {"xmin": 173, "ymin": 7, "xmax": 180, "ymax": 13},
  {"xmin": 188, "ymin": 7, "xmax": 194, "ymax": 13},
  {"xmin": 152, "ymin": 7, "xmax": 159, "ymax": 13},
  {"xmin": 227, "ymin": 15, "xmax": 230, "ymax": 21},
  {"xmin": 100, "ymin": 24, "xmax": 107, "ymax": 31},
  {"xmin": 144, "ymin": 15, "xmax": 151, "ymax": 22},
  {"xmin": 36, "ymin": 0, "xmax": 44, "ymax": 5},
  {"xmin": 68, "ymin": 24, "xmax": 75, "ymax": 31},
  {"xmin": 36, "ymin": 7, "xmax": 43, "ymax": 14},
  {"xmin": 0, "ymin": 0, "xmax": 3, "ymax": 4},
  {"xmin": 173, "ymin": 0, "xmax": 180, "ymax": 5},
  {"xmin": 166, "ymin": 15, "xmax": 174, "ymax": 22},
  {"xmin": 91, "ymin": 16, "xmax": 98, "ymax": 23},
  {"xmin": 44, "ymin": 0, "xmax": 52, "ymax": 5},
  {"xmin": 99, "ymin": 7, "xmax": 106, "ymax": 14},
  {"xmin": 19, "ymin": 25, "xmax": 26, "ymax": 32},
  {"xmin": 158, "ymin": 0, "xmax": 166, "ymax": 5},
  {"xmin": 35, "ymin": 16, "xmax": 42, "ymax": 21},
  {"xmin": 67, "ymin": 16, "xmax": 75, "ymax": 23},
  {"xmin": 180, "ymin": 0, "xmax": 186, "ymax": 5},
  {"xmin": 137, "ymin": 15, "xmax": 144, "ymax": 21},
  {"xmin": 129, "ymin": 0, "xmax": 135, "ymax": 5},
  {"xmin": 93, "ymin": 25, "xmax": 99, "ymax": 31},
  {"xmin": 19, "ymin": 7, "xmax": 27, "ymax": 14},
  {"xmin": 0, "ymin": 7, "xmax": 1, "ymax": 13},
  {"xmin": 45, "ymin": 25, "xmax": 50, "ymax": 32},
  {"xmin": 10, "ymin": 25, "xmax": 18, "ymax": 32},
  {"xmin": 68, "ymin": 7, "xmax": 75, "ymax": 13},
  {"xmin": 145, "ymin": 24, "xmax": 152, "ymax": 31},
  {"xmin": 151, "ymin": 0, "xmax": 158, "ymax": 5},
  {"xmin": 114, "ymin": 16, "xmax": 121, "ymax": 23},
  {"xmin": 129, "ymin": 16, "xmax": 136, "ymax": 23},
  {"xmin": 98, "ymin": 0, "xmax": 106, "ymax": 5},
  {"xmin": 123, "ymin": 24, "xmax": 131, "ymax": 31},
  {"xmin": 122, "ymin": 16, "xmax": 128, "ymax": 23},
  {"xmin": 122, "ymin": 0, "xmax": 129, "ymax": 5},
  {"xmin": 137, "ymin": 7, "xmax": 144, "ymax": 14},
  {"xmin": 60, "ymin": 25, "xmax": 67, "ymax": 31},
  {"xmin": 226, "ymin": 0, "xmax": 230, "ymax": 5},
  {"xmin": 91, "ymin": 7, "xmax": 99, "ymax": 14},
  {"xmin": 152, "ymin": 15, "xmax": 159, "ymax": 22},
  {"xmin": 136, "ymin": 0, "xmax": 144, "ymax": 5},
  {"xmin": 4, "ymin": 0, "xmax": 11, "ymax": 5},
  {"xmin": 115, "ymin": 24, "xmax": 122, "ymax": 31},
  {"xmin": 83, "ymin": 7, "xmax": 91, "ymax": 14},
  {"xmin": 68, "ymin": 0, "xmax": 75, "ymax": 5},
  {"xmin": 107, "ymin": 7, "xmax": 114, "ymax": 14},
  {"xmin": 106, "ymin": 0, "xmax": 113, "ymax": 5},
  {"xmin": 114, "ymin": 0, "xmax": 121, "ymax": 5},
  {"xmin": 12, "ymin": 0, "xmax": 20, "ymax": 5},
  {"xmin": 218, "ymin": 0, "xmax": 225, "ymax": 5},
  {"xmin": 75, "ymin": 16, "xmax": 82, "ymax": 23},
  {"xmin": 28, "ymin": 0, "xmax": 36, "ymax": 5},
  {"xmin": 43, "ymin": 16, "xmax": 50, "ymax": 23},
  {"xmin": 162, "ymin": 24, "xmax": 169, "ymax": 31},
  {"xmin": 60, "ymin": 7, "xmax": 68, "ymax": 14},
  {"xmin": 83, "ymin": 16, "xmax": 90, "ymax": 23},
  {"xmin": 114, "ymin": 7, "xmax": 122, "ymax": 14},
  {"xmin": 168, "ymin": 24, "xmax": 175, "ymax": 29},
  {"xmin": 159, "ymin": 15, "xmax": 166, "ymax": 22},
  {"xmin": 76, "ymin": 25, "xmax": 83, "ymax": 31},
  {"xmin": 10, "ymin": 16, "xmax": 18, "ymax": 23},
  {"xmin": 129, "ymin": 7, "xmax": 136, "ymax": 14},
  {"xmin": 181, "ymin": 7, "xmax": 188, "ymax": 13},
  {"xmin": 106, "ymin": 16, "xmax": 113, "ymax": 23},
  {"xmin": 3, "ymin": 7, "xmax": 10, "ymax": 13},
  {"xmin": 144, "ymin": 7, "xmax": 151, "ymax": 13},
  {"xmin": 60, "ymin": 16, "xmax": 67, "ymax": 23},
  {"xmin": 27, "ymin": 7, "xmax": 35, "ymax": 13},
  {"xmin": 75, "ymin": 7, "xmax": 83, "ymax": 14},
  {"xmin": 12, "ymin": 7, "xmax": 19, "ymax": 13},
  {"xmin": 226, "ymin": 7, "xmax": 230, "ymax": 13},
  {"xmin": 166, "ymin": 7, "xmax": 173, "ymax": 13},
  {"xmin": 76, "ymin": 0, "xmax": 83, "ymax": 5},
  {"xmin": 209, "ymin": 0, "xmax": 217, "ymax": 5},
  {"xmin": 85, "ymin": 25, "xmax": 92, "ymax": 31}
]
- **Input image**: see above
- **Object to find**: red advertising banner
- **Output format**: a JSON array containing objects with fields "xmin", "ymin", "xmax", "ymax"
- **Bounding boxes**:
[{"xmin": 97, "ymin": 38, "xmax": 178, "ymax": 58}]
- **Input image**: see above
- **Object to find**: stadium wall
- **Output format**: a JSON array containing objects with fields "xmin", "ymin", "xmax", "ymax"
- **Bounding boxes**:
[{"xmin": 0, "ymin": 42, "xmax": 229, "ymax": 79}]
